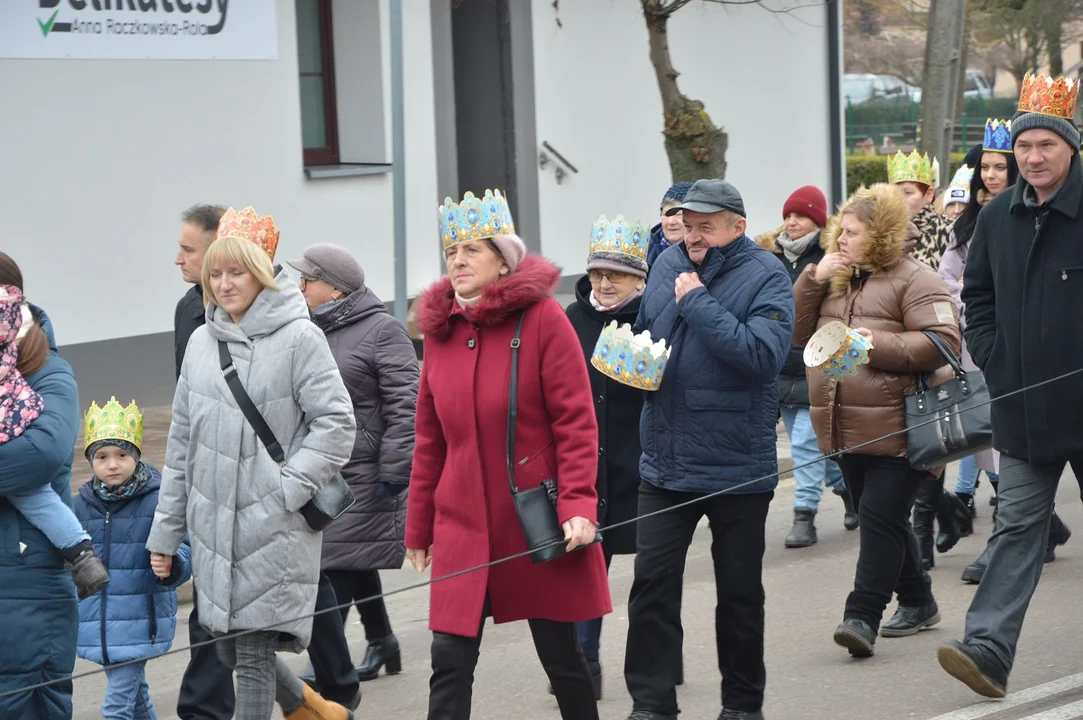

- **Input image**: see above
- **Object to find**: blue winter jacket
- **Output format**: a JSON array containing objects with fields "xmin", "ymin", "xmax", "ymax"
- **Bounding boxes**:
[
  {"xmin": 0, "ymin": 308, "xmax": 80, "ymax": 720},
  {"xmin": 635, "ymin": 238, "xmax": 794, "ymax": 494},
  {"xmin": 73, "ymin": 465, "xmax": 192, "ymax": 666}
]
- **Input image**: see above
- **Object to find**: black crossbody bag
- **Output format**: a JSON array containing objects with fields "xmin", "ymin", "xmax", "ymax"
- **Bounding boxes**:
[
  {"xmin": 506, "ymin": 312, "xmax": 600, "ymax": 563},
  {"xmin": 218, "ymin": 341, "xmax": 355, "ymax": 531}
]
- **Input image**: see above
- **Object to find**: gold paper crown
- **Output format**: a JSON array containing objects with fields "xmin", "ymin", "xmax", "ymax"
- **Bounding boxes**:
[
  {"xmin": 888, "ymin": 150, "xmax": 940, "ymax": 188},
  {"xmin": 1018, "ymin": 72, "xmax": 1079, "ymax": 120},
  {"xmin": 216, "ymin": 206, "xmax": 280, "ymax": 261},
  {"xmin": 438, "ymin": 190, "xmax": 516, "ymax": 249},
  {"xmin": 84, "ymin": 397, "xmax": 144, "ymax": 452},
  {"xmin": 589, "ymin": 215, "xmax": 650, "ymax": 271},
  {"xmin": 590, "ymin": 321, "xmax": 670, "ymax": 392}
]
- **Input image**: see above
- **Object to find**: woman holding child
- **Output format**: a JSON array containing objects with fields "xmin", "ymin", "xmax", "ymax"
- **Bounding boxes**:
[{"xmin": 0, "ymin": 253, "xmax": 83, "ymax": 720}]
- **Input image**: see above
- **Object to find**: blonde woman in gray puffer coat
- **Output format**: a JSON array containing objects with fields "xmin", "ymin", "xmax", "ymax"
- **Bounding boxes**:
[{"xmin": 147, "ymin": 209, "xmax": 356, "ymax": 720}]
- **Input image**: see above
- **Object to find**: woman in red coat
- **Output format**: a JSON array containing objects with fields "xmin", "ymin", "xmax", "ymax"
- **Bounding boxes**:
[{"xmin": 406, "ymin": 190, "xmax": 612, "ymax": 720}]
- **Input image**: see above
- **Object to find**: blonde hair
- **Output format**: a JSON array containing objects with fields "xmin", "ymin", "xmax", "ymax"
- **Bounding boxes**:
[
  {"xmin": 201, "ymin": 235, "xmax": 279, "ymax": 306},
  {"xmin": 839, "ymin": 192, "xmax": 878, "ymax": 227}
]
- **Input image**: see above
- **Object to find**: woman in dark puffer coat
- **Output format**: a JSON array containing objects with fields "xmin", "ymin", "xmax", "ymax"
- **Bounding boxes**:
[
  {"xmin": 289, "ymin": 244, "xmax": 420, "ymax": 682},
  {"xmin": 0, "ymin": 253, "xmax": 81, "ymax": 720}
]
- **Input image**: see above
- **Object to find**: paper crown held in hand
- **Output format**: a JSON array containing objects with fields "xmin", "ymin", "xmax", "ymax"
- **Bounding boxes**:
[
  {"xmin": 590, "ymin": 321, "xmax": 670, "ymax": 391},
  {"xmin": 803, "ymin": 321, "xmax": 873, "ymax": 383}
]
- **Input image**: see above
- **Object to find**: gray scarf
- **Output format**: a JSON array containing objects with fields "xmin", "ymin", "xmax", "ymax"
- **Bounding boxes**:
[{"xmin": 775, "ymin": 229, "xmax": 821, "ymax": 264}]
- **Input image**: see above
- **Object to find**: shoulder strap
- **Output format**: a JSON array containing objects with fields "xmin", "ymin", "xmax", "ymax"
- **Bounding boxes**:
[
  {"xmin": 920, "ymin": 330, "xmax": 965, "ymax": 376},
  {"xmin": 505, "ymin": 311, "xmax": 527, "ymax": 494},
  {"xmin": 217, "ymin": 340, "xmax": 286, "ymax": 465}
]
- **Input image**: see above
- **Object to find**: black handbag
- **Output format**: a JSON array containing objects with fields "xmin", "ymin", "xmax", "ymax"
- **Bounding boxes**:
[
  {"xmin": 218, "ymin": 341, "xmax": 355, "ymax": 531},
  {"xmin": 506, "ymin": 312, "xmax": 600, "ymax": 563},
  {"xmin": 905, "ymin": 331, "xmax": 993, "ymax": 471}
]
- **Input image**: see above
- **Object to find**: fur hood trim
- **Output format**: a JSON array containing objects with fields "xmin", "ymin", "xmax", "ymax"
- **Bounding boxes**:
[{"xmin": 416, "ymin": 254, "xmax": 561, "ymax": 339}]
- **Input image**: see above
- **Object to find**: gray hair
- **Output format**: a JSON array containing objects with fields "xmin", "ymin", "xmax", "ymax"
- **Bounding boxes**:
[{"xmin": 181, "ymin": 204, "xmax": 227, "ymax": 235}]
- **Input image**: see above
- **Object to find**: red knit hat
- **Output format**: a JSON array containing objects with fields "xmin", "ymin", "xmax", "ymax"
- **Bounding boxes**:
[{"xmin": 782, "ymin": 186, "xmax": 827, "ymax": 228}]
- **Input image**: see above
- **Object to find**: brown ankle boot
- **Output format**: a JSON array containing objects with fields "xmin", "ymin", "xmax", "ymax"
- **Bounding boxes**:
[{"xmin": 285, "ymin": 684, "xmax": 353, "ymax": 720}]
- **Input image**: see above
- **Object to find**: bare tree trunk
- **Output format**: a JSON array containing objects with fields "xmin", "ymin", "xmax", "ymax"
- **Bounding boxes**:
[
  {"xmin": 1047, "ymin": 18, "xmax": 1064, "ymax": 75},
  {"xmin": 920, "ymin": 0, "xmax": 967, "ymax": 185},
  {"xmin": 647, "ymin": 10, "xmax": 682, "ymax": 110},
  {"xmin": 643, "ymin": 1, "xmax": 727, "ymax": 181}
]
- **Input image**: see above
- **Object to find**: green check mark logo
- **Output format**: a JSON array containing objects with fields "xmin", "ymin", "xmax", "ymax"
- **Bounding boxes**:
[{"xmin": 38, "ymin": 10, "xmax": 59, "ymax": 37}]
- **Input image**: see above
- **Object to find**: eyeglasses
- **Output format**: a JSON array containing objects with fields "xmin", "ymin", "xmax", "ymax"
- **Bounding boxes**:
[
  {"xmin": 588, "ymin": 269, "xmax": 632, "ymax": 284},
  {"xmin": 299, "ymin": 275, "xmax": 317, "ymax": 288}
]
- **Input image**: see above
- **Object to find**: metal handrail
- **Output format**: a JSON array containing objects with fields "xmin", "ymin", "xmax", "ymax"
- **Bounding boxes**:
[{"xmin": 541, "ymin": 141, "xmax": 578, "ymax": 174}]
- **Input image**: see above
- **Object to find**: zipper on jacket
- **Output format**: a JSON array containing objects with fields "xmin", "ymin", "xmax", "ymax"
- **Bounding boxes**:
[
  {"xmin": 360, "ymin": 427, "xmax": 379, "ymax": 453},
  {"xmin": 1034, "ymin": 209, "xmax": 1048, "ymax": 234},
  {"xmin": 147, "ymin": 593, "xmax": 158, "ymax": 646},
  {"xmin": 100, "ymin": 510, "xmax": 112, "ymax": 667},
  {"xmin": 1061, "ymin": 266, "xmax": 1083, "ymax": 280}
]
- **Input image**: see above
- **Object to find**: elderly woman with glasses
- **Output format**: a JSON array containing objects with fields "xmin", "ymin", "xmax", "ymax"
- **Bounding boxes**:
[{"xmin": 562, "ymin": 215, "xmax": 652, "ymax": 699}]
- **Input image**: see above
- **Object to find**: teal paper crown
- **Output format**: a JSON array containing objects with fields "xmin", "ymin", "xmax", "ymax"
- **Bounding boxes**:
[
  {"xmin": 589, "ymin": 214, "xmax": 649, "ymax": 273},
  {"xmin": 590, "ymin": 321, "xmax": 670, "ymax": 391},
  {"xmin": 438, "ymin": 189, "xmax": 516, "ymax": 249},
  {"xmin": 983, "ymin": 118, "xmax": 1012, "ymax": 154}
]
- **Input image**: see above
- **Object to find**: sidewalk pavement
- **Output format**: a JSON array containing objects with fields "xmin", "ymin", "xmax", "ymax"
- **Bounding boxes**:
[{"xmin": 74, "ymin": 405, "xmax": 795, "ymax": 607}]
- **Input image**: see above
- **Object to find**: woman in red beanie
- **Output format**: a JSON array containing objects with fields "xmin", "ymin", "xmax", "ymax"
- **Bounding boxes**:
[{"xmin": 756, "ymin": 185, "xmax": 857, "ymax": 549}]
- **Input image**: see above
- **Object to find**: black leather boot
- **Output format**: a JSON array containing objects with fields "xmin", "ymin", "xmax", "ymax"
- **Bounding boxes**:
[
  {"xmin": 881, "ymin": 601, "xmax": 941, "ymax": 637},
  {"xmin": 784, "ymin": 508, "xmax": 817, "ymax": 548},
  {"xmin": 1046, "ymin": 511, "xmax": 1071, "ymax": 563},
  {"xmin": 356, "ymin": 634, "xmax": 402, "ymax": 681},
  {"xmin": 961, "ymin": 554, "xmax": 987, "ymax": 584},
  {"xmin": 955, "ymin": 492, "xmax": 975, "ymax": 537},
  {"xmin": 913, "ymin": 489, "xmax": 936, "ymax": 570},
  {"xmin": 834, "ymin": 485, "xmax": 859, "ymax": 531},
  {"xmin": 935, "ymin": 488, "xmax": 962, "ymax": 553},
  {"xmin": 833, "ymin": 618, "xmax": 876, "ymax": 657},
  {"xmin": 548, "ymin": 660, "xmax": 603, "ymax": 700}
]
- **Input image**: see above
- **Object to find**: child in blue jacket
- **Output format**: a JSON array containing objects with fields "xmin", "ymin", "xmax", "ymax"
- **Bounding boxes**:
[{"xmin": 73, "ymin": 397, "xmax": 192, "ymax": 720}]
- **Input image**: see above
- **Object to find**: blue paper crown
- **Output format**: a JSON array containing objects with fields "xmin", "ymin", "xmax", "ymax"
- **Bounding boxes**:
[
  {"xmin": 438, "ymin": 189, "xmax": 516, "ymax": 249},
  {"xmin": 588, "ymin": 214, "xmax": 649, "ymax": 272},
  {"xmin": 983, "ymin": 118, "xmax": 1012, "ymax": 154},
  {"xmin": 590, "ymin": 322, "xmax": 670, "ymax": 391}
]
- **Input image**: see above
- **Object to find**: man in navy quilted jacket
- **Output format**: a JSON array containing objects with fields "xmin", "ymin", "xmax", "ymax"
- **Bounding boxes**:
[{"xmin": 622, "ymin": 179, "xmax": 793, "ymax": 720}]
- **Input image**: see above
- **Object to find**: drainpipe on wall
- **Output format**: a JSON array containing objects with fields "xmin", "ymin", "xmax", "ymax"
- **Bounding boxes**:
[
  {"xmin": 827, "ymin": 0, "xmax": 845, "ymax": 207},
  {"xmin": 390, "ymin": 0, "xmax": 408, "ymax": 323}
]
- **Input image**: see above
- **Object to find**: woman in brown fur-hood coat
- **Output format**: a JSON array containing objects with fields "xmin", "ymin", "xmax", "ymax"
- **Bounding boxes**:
[{"xmin": 792, "ymin": 182, "xmax": 961, "ymax": 654}]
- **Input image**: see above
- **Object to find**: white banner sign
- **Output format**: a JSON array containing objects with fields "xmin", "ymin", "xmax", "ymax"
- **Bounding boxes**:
[{"xmin": 0, "ymin": 1, "xmax": 277, "ymax": 60}]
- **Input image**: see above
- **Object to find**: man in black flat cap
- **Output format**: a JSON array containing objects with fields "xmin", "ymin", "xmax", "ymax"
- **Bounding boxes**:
[{"xmin": 623, "ymin": 179, "xmax": 793, "ymax": 720}]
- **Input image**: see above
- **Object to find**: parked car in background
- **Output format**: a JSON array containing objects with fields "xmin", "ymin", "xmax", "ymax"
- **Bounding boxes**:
[
  {"xmin": 964, "ymin": 68, "xmax": 993, "ymax": 99},
  {"xmin": 843, "ymin": 73, "xmax": 921, "ymax": 105},
  {"xmin": 844, "ymin": 68, "xmax": 991, "ymax": 107}
]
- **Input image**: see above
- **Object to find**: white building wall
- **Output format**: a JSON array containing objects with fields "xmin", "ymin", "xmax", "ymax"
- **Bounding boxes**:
[
  {"xmin": 0, "ymin": 0, "xmax": 440, "ymax": 347},
  {"xmin": 529, "ymin": 0, "xmax": 832, "ymax": 273}
]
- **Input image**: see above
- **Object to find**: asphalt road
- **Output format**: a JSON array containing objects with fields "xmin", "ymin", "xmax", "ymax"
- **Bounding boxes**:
[{"xmin": 67, "ymin": 464, "xmax": 1083, "ymax": 720}]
